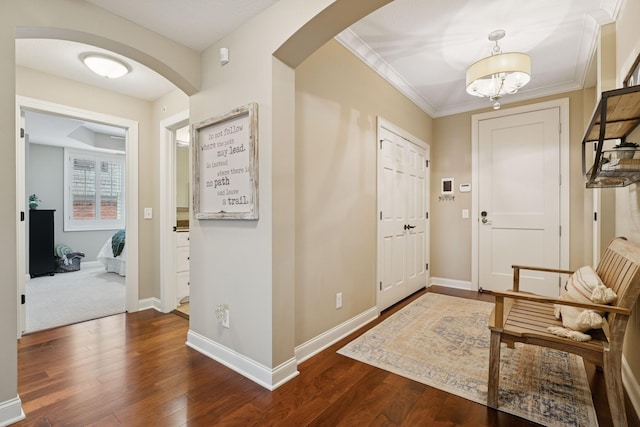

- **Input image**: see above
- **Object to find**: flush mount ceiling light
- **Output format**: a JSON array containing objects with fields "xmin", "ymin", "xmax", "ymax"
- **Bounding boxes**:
[
  {"xmin": 81, "ymin": 53, "xmax": 130, "ymax": 79},
  {"xmin": 465, "ymin": 30, "xmax": 531, "ymax": 110}
]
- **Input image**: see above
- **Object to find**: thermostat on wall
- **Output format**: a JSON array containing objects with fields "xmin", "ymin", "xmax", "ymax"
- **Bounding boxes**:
[
  {"xmin": 441, "ymin": 178, "xmax": 454, "ymax": 194},
  {"xmin": 459, "ymin": 183, "xmax": 471, "ymax": 193}
]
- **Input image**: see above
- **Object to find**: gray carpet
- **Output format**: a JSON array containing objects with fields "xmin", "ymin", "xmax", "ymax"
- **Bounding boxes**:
[{"xmin": 26, "ymin": 262, "xmax": 126, "ymax": 332}]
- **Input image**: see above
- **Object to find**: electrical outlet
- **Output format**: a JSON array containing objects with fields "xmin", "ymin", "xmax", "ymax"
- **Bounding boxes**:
[
  {"xmin": 222, "ymin": 308, "xmax": 230, "ymax": 328},
  {"xmin": 216, "ymin": 304, "xmax": 230, "ymax": 328},
  {"xmin": 336, "ymin": 292, "xmax": 342, "ymax": 309}
]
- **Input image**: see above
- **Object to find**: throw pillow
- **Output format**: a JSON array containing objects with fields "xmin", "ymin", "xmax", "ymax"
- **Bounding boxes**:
[{"xmin": 548, "ymin": 265, "xmax": 617, "ymax": 341}]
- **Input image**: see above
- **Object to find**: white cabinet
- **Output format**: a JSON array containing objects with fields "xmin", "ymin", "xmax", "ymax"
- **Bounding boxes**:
[{"xmin": 175, "ymin": 231, "xmax": 189, "ymax": 302}]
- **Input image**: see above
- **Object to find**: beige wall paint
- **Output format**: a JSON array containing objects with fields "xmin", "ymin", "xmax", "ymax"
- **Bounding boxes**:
[
  {"xmin": 294, "ymin": 39, "xmax": 432, "ymax": 345},
  {"xmin": 3, "ymin": 1, "xmax": 197, "ymax": 409},
  {"xmin": 0, "ymin": 6, "xmax": 18, "ymax": 405},
  {"xmin": 14, "ymin": 1, "xmax": 200, "ymax": 95},
  {"xmin": 432, "ymin": 90, "xmax": 590, "ymax": 282},
  {"xmin": 150, "ymin": 90, "xmax": 190, "ymax": 299},
  {"xmin": 16, "ymin": 66, "xmax": 161, "ymax": 298},
  {"xmin": 187, "ymin": 0, "xmax": 397, "ymax": 372},
  {"xmin": 612, "ymin": 0, "xmax": 640, "ymax": 400}
]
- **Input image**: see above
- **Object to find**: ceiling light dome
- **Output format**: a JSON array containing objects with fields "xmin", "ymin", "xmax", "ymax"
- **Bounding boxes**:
[
  {"xmin": 465, "ymin": 30, "xmax": 530, "ymax": 109},
  {"xmin": 81, "ymin": 53, "xmax": 130, "ymax": 79}
]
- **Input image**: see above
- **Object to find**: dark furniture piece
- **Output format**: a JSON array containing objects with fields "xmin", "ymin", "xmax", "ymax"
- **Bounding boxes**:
[{"xmin": 29, "ymin": 209, "xmax": 55, "ymax": 278}]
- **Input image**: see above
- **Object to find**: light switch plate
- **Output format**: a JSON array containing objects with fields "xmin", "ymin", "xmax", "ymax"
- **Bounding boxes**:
[{"xmin": 144, "ymin": 207, "xmax": 153, "ymax": 219}]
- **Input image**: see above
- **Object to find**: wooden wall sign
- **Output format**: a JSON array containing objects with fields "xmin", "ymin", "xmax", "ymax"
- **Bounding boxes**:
[{"xmin": 193, "ymin": 103, "xmax": 258, "ymax": 219}]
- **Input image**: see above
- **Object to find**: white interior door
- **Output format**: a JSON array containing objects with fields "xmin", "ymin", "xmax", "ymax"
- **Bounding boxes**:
[
  {"xmin": 478, "ymin": 107, "xmax": 561, "ymax": 296},
  {"xmin": 377, "ymin": 120, "xmax": 429, "ymax": 311},
  {"xmin": 405, "ymin": 141, "xmax": 428, "ymax": 294}
]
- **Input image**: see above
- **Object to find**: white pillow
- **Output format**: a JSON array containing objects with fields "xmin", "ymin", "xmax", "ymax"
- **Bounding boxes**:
[{"xmin": 548, "ymin": 266, "xmax": 617, "ymax": 341}]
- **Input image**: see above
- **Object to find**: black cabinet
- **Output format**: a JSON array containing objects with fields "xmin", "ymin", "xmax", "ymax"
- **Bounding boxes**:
[{"xmin": 29, "ymin": 209, "xmax": 55, "ymax": 278}]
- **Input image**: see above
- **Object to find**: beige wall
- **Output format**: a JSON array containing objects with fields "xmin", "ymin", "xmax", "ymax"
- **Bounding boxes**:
[
  {"xmin": 187, "ymin": 0, "xmax": 394, "ymax": 372},
  {"xmin": 612, "ymin": 0, "xmax": 640, "ymax": 399},
  {"xmin": 150, "ymin": 90, "xmax": 190, "ymax": 298},
  {"xmin": 432, "ymin": 90, "xmax": 591, "ymax": 281},
  {"xmin": 2, "ymin": 1, "xmax": 198, "ymax": 411},
  {"xmin": 16, "ymin": 67, "xmax": 189, "ymax": 300},
  {"xmin": 294, "ymin": 39, "xmax": 432, "ymax": 344}
]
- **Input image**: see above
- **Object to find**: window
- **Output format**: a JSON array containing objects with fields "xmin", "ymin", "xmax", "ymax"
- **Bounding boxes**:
[{"xmin": 64, "ymin": 148, "xmax": 125, "ymax": 231}]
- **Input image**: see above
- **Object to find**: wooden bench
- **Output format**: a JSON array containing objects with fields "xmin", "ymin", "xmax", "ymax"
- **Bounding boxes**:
[{"xmin": 488, "ymin": 237, "xmax": 640, "ymax": 427}]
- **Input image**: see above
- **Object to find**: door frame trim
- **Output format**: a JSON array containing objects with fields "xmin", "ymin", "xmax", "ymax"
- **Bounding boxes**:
[
  {"xmin": 159, "ymin": 111, "xmax": 189, "ymax": 313},
  {"xmin": 16, "ymin": 96, "xmax": 139, "ymax": 337},
  {"xmin": 471, "ymin": 98, "xmax": 570, "ymax": 290}
]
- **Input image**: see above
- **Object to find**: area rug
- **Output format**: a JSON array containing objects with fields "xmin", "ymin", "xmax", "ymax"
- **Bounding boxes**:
[{"xmin": 337, "ymin": 293, "xmax": 598, "ymax": 427}]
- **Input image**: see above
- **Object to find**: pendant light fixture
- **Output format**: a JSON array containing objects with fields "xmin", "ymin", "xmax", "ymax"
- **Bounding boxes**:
[{"xmin": 465, "ymin": 30, "xmax": 531, "ymax": 109}]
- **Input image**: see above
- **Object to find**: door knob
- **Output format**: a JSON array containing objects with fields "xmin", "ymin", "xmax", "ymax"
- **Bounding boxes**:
[
  {"xmin": 481, "ymin": 211, "xmax": 489, "ymax": 224},
  {"xmin": 404, "ymin": 224, "xmax": 416, "ymax": 230}
]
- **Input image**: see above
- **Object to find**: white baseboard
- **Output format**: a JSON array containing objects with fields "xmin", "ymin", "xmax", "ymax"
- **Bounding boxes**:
[
  {"xmin": 623, "ymin": 356, "xmax": 640, "ymax": 419},
  {"xmin": 138, "ymin": 297, "xmax": 162, "ymax": 312},
  {"xmin": 186, "ymin": 330, "xmax": 299, "ymax": 391},
  {"xmin": 0, "ymin": 396, "xmax": 24, "ymax": 427},
  {"xmin": 295, "ymin": 306, "xmax": 379, "ymax": 364},
  {"xmin": 430, "ymin": 277, "xmax": 474, "ymax": 291}
]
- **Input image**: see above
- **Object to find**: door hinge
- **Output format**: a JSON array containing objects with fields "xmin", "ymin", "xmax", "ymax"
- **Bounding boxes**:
[
  {"xmin": 425, "ymin": 160, "xmax": 430, "ymax": 168},
  {"xmin": 379, "ymin": 139, "xmax": 383, "ymax": 150},
  {"xmin": 379, "ymin": 281, "xmax": 382, "ymax": 291},
  {"xmin": 20, "ymin": 128, "xmax": 24, "ymax": 138},
  {"xmin": 559, "ymin": 225, "xmax": 562, "ymax": 237},
  {"xmin": 21, "ymin": 294, "xmax": 25, "ymax": 305},
  {"xmin": 426, "ymin": 212, "xmax": 429, "ymax": 219},
  {"xmin": 559, "ymin": 123, "xmax": 562, "ymax": 134},
  {"xmin": 594, "ymin": 212, "xmax": 598, "ymax": 221},
  {"xmin": 426, "ymin": 263, "xmax": 429, "ymax": 270},
  {"xmin": 20, "ymin": 211, "xmax": 24, "ymax": 222},
  {"xmin": 379, "ymin": 211, "xmax": 382, "ymax": 220}
]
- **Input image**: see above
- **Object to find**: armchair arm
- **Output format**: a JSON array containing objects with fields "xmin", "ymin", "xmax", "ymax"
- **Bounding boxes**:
[
  {"xmin": 488, "ymin": 289, "xmax": 631, "ymax": 328},
  {"xmin": 511, "ymin": 264, "xmax": 574, "ymax": 292}
]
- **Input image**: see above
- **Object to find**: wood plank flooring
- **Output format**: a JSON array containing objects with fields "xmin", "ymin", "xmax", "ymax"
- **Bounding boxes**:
[{"xmin": 15, "ymin": 286, "xmax": 640, "ymax": 426}]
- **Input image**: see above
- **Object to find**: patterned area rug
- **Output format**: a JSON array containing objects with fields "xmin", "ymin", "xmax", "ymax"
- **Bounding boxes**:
[{"xmin": 338, "ymin": 293, "xmax": 598, "ymax": 427}]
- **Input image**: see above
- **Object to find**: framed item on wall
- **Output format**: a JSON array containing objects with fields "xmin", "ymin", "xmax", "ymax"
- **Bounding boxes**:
[
  {"xmin": 441, "ymin": 177, "xmax": 454, "ymax": 194},
  {"xmin": 193, "ymin": 102, "xmax": 259, "ymax": 220}
]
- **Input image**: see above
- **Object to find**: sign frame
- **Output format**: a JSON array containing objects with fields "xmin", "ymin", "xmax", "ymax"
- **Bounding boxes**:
[{"xmin": 193, "ymin": 103, "xmax": 259, "ymax": 220}]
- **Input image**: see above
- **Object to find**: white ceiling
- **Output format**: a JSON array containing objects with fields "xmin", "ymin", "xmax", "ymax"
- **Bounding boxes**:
[
  {"xmin": 15, "ymin": 0, "xmax": 623, "ymax": 117},
  {"xmin": 25, "ymin": 110, "xmax": 126, "ymax": 152}
]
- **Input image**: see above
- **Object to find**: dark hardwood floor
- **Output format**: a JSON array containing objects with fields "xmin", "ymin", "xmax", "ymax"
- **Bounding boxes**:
[{"xmin": 15, "ymin": 286, "xmax": 640, "ymax": 426}]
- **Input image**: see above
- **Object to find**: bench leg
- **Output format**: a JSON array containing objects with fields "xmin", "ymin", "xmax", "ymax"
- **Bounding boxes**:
[
  {"xmin": 488, "ymin": 330, "xmax": 501, "ymax": 408},
  {"xmin": 604, "ymin": 351, "xmax": 628, "ymax": 427}
]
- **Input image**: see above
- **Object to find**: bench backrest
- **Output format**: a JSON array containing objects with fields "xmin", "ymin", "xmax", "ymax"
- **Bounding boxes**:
[
  {"xmin": 596, "ymin": 237, "xmax": 640, "ymax": 311},
  {"xmin": 595, "ymin": 237, "xmax": 640, "ymax": 346}
]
